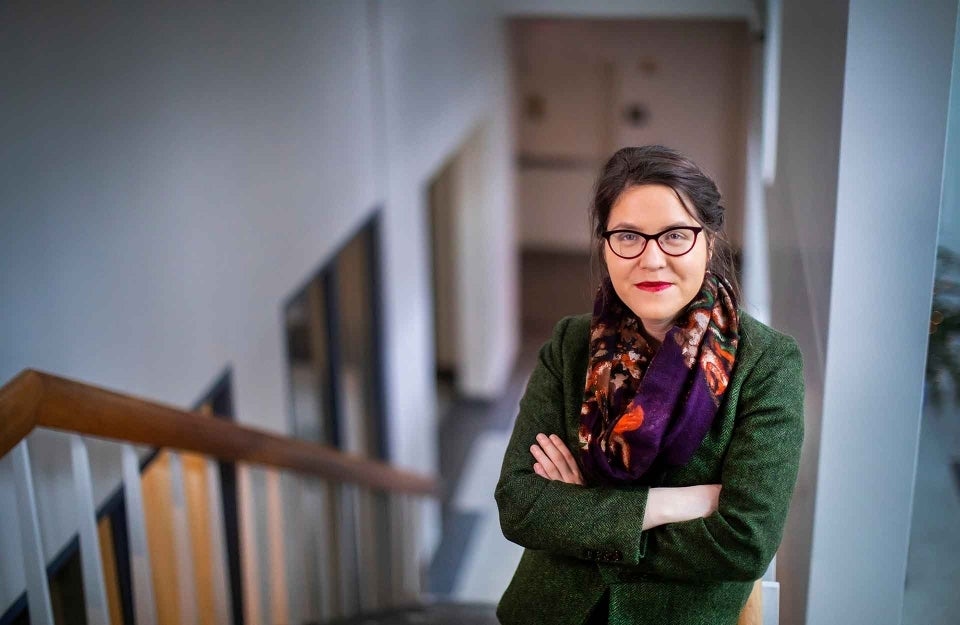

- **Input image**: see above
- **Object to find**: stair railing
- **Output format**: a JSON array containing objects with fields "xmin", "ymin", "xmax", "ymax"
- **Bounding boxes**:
[{"xmin": 0, "ymin": 369, "xmax": 438, "ymax": 625}]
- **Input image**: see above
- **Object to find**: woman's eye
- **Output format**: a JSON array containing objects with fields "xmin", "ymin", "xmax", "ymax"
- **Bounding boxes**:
[
  {"xmin": 616, "ymin": 232, "xmax": 639, "ymax": 243},
  {"xmin": 665, "ymin": 230, "xmax": 689, "ymax": 241}
]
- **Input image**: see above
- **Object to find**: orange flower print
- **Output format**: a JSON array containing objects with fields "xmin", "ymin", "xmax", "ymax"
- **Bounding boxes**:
[{"xmin": 613, "ymin": 402, "xmax": 645, "ymax": 435}]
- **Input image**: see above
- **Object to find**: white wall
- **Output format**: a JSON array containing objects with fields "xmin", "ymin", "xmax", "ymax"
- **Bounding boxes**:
[
  {"xmin": 376, "ymin": 0, "xmax": 516, "ymax": 409},
  {"xmin": 804, "ymin": 1, "xmax": 958, "ymax": 623},
  {"xmin": 374, "ymin": 0, "xmax": 517, "ymax": 555},
  {"xmin": 0, "ymin": 1, "xmax": 381, "ymax": 426},
  {"xmin": 0, "ymin": 0, "xmax": 517, "ymax": 616},
  {"xmin": 0, "ymin": 3, "xmax": 380, "ymax": 617}
]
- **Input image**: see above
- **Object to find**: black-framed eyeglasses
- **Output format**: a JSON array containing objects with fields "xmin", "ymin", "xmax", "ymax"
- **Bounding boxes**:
[{"xmin": 601, "ymin": 226, "xmax": 704, "ymax": 259}]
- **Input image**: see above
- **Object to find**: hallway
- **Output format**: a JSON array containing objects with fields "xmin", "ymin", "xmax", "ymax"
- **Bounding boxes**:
[
  {"xmin": 427, "ymin": 337, "xmax": 538, "ymax": 603},
  {"xmin": 427, "ymin": 250, "xmax": 592, "ymax": 603}
]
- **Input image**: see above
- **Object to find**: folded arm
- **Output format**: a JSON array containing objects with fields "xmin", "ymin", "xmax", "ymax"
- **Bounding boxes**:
[
  {"xmin": 495, "ymin": 320, "xmax": 652, "ymax": 563},
  {"xmin": 629, "ymin": 338, "xmax": 804, "ymax": 581},
  {"xmin": 530, "ymin": 432, "xmax": 721, "ymax": 530},
  {"xmin": 495, "ymin": 317, "xmax": 804, "ymax": 581}
]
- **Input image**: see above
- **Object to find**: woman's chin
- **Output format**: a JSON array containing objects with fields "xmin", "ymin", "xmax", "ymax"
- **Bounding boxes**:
[{"xmin": 626, "ymin": 300, "xmax": 681, "ymax": 328}]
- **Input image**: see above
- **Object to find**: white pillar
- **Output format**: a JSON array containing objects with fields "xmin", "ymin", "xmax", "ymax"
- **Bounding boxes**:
[{"xmin": 805, "ymin": 1, "xmax": 958, "ymax": 623}]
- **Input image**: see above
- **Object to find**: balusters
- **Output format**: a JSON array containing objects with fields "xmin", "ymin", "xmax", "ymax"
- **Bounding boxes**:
[
  {"xmin": 69, "ymin": 434, "xmax": 111, "ymax": 625},
  {"xmin": 122, "ymin": 444, "xmax": 158, "ymax": 625},
  {"xmin": 279, "ymin": 473, "xmax": 307, "ymax": 625},
  {"xmin": 181, "ymin": 450, "xmax": 228, "ymax": 625},
  {"xmin": 167, "ymin": 452, "xmax": 200, "ymax": 625},
  {"xmin": 186, "ymin": 405, "xmax": 234, "ymax": 625},
  {"xmin": 238, "ymin": 463, "xmax": 263, "ymax": 625},
  {"xmin": 0, "ymin": 367, "xmax": 438, "ymax": 625},
  {"xmin": 311, "ymin": 478, "xmax": 336, "ymax": 622},
  {"xmin": 372, "ymin": 490, "xmax": 394, "ymax": 608},
  {"xmin": 282, "ymin": 473, "xmax": 332, "ymax": 624},
  {"xmin": 354, "ymin": 486, "xmax": 394, "ymax": 613},
  {"xmin": 405, "ymin": 495, "xmax": 423, "ymax": 601},
  {"xmin": 10, "ymin": 441, "xmax": 54, "ymax": 625},
  {"xmin": 354, "ymin": 484, "xmax": 377, "ymax": 613},
  {"xmin": 264, "ymin": 468, "xmax": 290, "ymax": 625},
  {"xmin": 338, "ymin": 483, "xmax": 362, "ymax": 616},
  {"xmin": 389, "ymin": 493, "xmax": 421, "ymax": 605},
  {"xmin": 389, "ymin": 492, "xmax": 405, "ymax": 604},
  {"xmin": 203, "ymin": 455, "xmax": 233, "ymax": 625},
  {"xmin": 6, "ymin": 441, "xmax": 428, "ymax": 625},
  {"xmin": 319, "ymin": 480, "xmax": 342, "ymax": 618}
]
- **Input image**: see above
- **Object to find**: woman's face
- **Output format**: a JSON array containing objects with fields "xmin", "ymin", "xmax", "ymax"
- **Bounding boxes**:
[{"xmin": 603, "ymin": 184, "xmax": 710, "ymax": 339}]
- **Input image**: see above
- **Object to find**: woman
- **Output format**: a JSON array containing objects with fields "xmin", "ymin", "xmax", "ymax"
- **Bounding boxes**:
[{"xmin": 495, "ymin": 145, "xmax": 804, "ymax": 625}]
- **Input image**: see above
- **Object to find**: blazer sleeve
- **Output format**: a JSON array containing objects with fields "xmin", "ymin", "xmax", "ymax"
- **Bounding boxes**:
[
  {"xmin": 628, "ymin": 334, "xmax": 805, "ymax": 582},
  {"xmin": 495, "ymin": 317, "xmax": 653, "ymax": 565}
]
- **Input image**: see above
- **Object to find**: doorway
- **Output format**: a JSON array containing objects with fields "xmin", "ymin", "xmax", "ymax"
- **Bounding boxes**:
[
  {"xmin": 511, "ymin": 18, "xmax": 752, "ymax": 341},
  {"xmin": 428, "ymin": 154, "xmax": 460, "ymax": 421}
]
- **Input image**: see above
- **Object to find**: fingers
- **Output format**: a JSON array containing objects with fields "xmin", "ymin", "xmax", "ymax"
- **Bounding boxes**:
[
  {"xmin": 530, "ymin": 442, "xmax": 561, "ymax": 480},
  {"xmin": 530, "ymin": 433, "xmax": 584, "ymax": 485},
  {"xmin": 552, "ymin": 434, "xmax": 583, "ymax": 483}
]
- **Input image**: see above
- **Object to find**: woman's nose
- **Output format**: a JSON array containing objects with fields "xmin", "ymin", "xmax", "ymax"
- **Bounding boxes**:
[{"xmin": 638, "ymin": 240, "xmax": 667, "ymax": 268}]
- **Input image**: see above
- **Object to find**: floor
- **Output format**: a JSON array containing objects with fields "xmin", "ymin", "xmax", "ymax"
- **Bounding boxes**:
[
  {"xmin": 425, "ymin": 249, "xmax": 593, "ymax": 605},
  {"xmin": 426, "ymin": 337, "xmax": 539, "ymax": 605}
]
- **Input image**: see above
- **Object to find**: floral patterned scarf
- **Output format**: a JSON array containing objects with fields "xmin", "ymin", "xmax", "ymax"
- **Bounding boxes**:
[{"xmin": 578, "ymin": 273, "xmax": 739, "ymax": 484}]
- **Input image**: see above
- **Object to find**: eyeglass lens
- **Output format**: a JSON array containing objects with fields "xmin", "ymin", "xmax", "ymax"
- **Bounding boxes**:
[{"xmin": 608, "ymin": 228, "xmax": 697, "ymax": 258}]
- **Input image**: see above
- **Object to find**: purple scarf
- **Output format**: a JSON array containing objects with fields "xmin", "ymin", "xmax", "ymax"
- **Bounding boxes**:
[{"xmin": 578, "ymin": 273, "xmax": 739, "ymax": 484}]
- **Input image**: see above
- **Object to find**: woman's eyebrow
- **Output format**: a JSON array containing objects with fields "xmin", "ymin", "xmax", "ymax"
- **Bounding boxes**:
[{"xmin": 608, "ymin": 221, "xmax": 695, "ymax": 231}]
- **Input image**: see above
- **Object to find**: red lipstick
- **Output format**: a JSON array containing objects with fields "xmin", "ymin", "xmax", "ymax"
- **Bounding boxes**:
[{"xmin": 635, "ymin": 281, "xmax": 672, "ymax": 292}]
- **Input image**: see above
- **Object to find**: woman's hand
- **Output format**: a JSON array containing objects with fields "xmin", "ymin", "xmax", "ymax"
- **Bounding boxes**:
[{"xmin": 530, "ymin": 433, "xmax": 584, "ymax": 485}]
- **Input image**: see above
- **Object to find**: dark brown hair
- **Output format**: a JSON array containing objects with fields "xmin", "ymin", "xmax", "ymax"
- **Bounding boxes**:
[{"xmin": 589, "ymin": 145, "xmax": 740, "ymax": 300}]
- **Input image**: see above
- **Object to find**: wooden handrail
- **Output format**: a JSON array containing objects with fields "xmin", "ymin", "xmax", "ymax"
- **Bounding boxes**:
[{"xmin": 0, "ymin": 369, "xmax": 437, "ymax": 496}]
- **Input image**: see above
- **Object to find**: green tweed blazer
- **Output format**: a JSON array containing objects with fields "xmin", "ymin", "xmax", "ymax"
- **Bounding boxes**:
[{"xmin": 495, "ymin": 312, "xmax": 804, "ymax": 625}]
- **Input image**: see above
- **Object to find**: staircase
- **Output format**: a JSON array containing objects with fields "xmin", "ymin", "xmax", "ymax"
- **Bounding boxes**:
[{"xmin": 0, "ymin": 369, "xmax": 461, "ymax": 625}]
